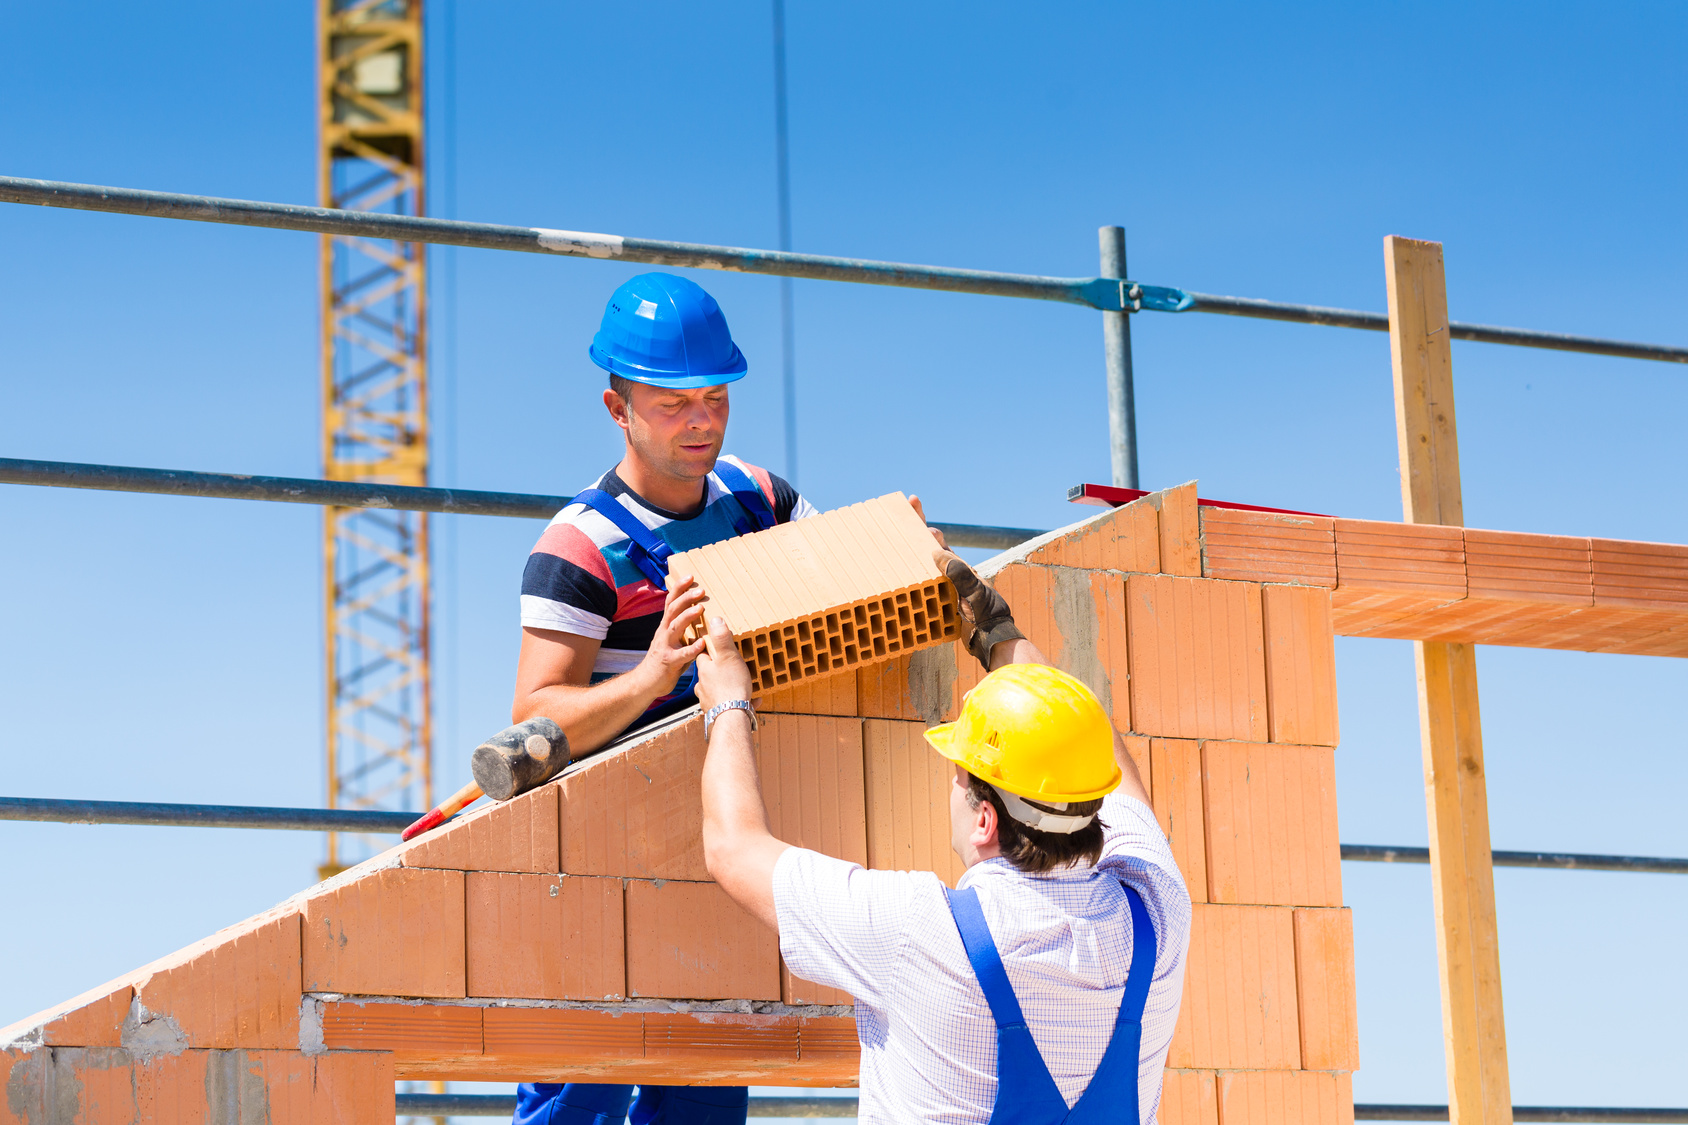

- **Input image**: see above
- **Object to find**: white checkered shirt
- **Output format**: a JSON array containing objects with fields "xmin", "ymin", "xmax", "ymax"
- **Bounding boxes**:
[{"xmin": 772, "ymin": 793, "xmax": 1191, "ymax": 1125}]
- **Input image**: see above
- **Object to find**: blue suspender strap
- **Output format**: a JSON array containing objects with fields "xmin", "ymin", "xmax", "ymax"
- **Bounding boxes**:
[
  {"xmin": 573, "ymin": 488, "xmax": 672, "ymax": 591},
  {"xmin": 1065, "ymin": 883, "xmax": 1159, "ymax": 1125},
  {"xmin": 943, "ymin": 886, "xmax": 1031, "ymax": 1032},
  {"xmin": 711, "ymin": 460, "xmax": 777, "ymax": 534}
]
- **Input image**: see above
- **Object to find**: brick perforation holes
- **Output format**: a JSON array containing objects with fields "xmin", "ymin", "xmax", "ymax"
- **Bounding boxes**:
[{"xmin": 738, "ymin": 582, "xmax": 959, "ymax": 693}]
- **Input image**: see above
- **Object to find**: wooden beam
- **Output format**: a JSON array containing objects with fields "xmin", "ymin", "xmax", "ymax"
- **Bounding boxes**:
[{"xmin": 1385, "ymin": 235, "xmax": 1513, "ymax": 1125}]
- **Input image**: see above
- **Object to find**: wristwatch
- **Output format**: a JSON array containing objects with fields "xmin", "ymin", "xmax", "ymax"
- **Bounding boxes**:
[{"xmin": 703, "ymin": 698, "xmax": 757, "ymax": 740}]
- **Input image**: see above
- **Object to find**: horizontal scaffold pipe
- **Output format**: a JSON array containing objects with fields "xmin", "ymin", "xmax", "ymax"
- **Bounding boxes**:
[
  {"xmin": 7, "ymin": 798, "xmax": 1688, "ymax": 874},
  {"xmin": 1342, "ymin": 843, "xmax": 1688, "ymax": 875},
  {"xmin": 0, "ymin": 457, "xmax": 1043, "ymax": 551},
  {"xmin": 391, "ymin": 1095, "xmax": 1688, "ymax": 1122},
  {"xmin": 0, "ymin": 796, "xmax": 416, "ymax": 834},
  {"xmin": 2, "ymin": 176, "xmax": 1684, "ymax": 364}
]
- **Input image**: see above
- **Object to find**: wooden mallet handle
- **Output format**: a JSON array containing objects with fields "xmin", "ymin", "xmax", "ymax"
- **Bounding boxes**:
[{"xmin": 401, "ymin": 780, "xmax": 483, "ymax": 841}]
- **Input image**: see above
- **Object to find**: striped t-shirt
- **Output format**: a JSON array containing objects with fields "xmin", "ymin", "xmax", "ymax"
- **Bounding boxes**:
[{"xmin": 520, "ymin": 455, "xmax": 817, "ymax": 726}]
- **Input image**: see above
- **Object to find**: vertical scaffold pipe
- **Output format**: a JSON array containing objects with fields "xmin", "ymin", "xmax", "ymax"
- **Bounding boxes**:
[{"xmin": 1099, "ymin": 226, "xmax": 1139, "ymax": 489}]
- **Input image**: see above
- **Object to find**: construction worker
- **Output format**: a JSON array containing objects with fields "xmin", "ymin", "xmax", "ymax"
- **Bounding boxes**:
[
  {"xmin": 509, "ymin": 271, "xmax": 813, "ymax": 1125},
  {"xmin": 692, "ymin": 558, "xmax": 1192, "ymax": 1124}
]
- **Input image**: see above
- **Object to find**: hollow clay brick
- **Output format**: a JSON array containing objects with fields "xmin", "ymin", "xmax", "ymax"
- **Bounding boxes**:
[
  {"xmin": 466, "ymin": 873, "xmax": 625, "ymax": 1001},
  {"xmin": 302, "ymin": 866, "xmax": 466, "ymax": 998},
  {"xmin": 1126, "ymin": 574, "xmax": 1268, "ymax": 741},
  {"xmin": 402, "ymin": 780, "xmax": 560, "ymax": 873},
  {"xmin": 1201, "ymin": 508, "xmax": 1337, "ymax": 587},
  {"xmin": 863, "ymin": 718, "xmax": 967, "ymax": 886},
  {"xmin": 757, "ymin": 714, "xmax": 869, "ymax": 867},
  {"xmin": 990, "ymin": 563, "xmax": 1130, "ymax": 733},
  {"xmin": 1166, "ymin": 903, "xmax": 1300, "ymax": 1069},
  {"xmin": 1592, "ymin": 537, "xmax": 1688, "ymax": 610},
  {"xmin": 482, "ymin": 1007, "xmax": 643, "ymax": 1062},
  {"xmin": 758, "ymin": 668, "xmax": 861, "ymax": 716},
  {"xmin": 1464, "ymin": 528, "xmax": 1592, "ymax": 604},
  {"xmin": 1202, "ymin": 742, "xmax": 1341, "ymax": 907},
  {"xmin": 1153, "ymin": 482, "xmax": 1202, "ymax": 576},
  {"xmin": 1025, "ymin": 493, "xmax": 1161, "ymax": 573},
  {"xmin": 321, "ymin": 1001, "xmax": 483, "ymax": 1055},
  {"xmin": 1149, "ymin": 738, "xmax": 1205, "ymax": 904},
  {"xmin": 1294, "ymin": 907, "xmax": 1360, "ymax": 1070},
  {"xmin": 1159, "ymin": 1069, "xmax": 1219, "ymax": 1125},
  {"xmin": 855, "ymin": 640, "xmax": 976, "ymax": 726},
  {"xmin": 559, "ymin": 713, "xmax": 710, "ymax": 881},
  {"xmin": 644, "ymin": 1012, "xmax": 800, "ymax": 1062},
  {"xmin": 1215, "ymin": 1069, "xmax": 1353, "ymax": 1125},
  {"xmin": 625, "ymin": 880, "xmax": 781, "ymax": 1001},
  {"xmin": 1262, "ymin": 584, "xmax": 1340, "ymax": 747},
  {"xmin": 1331, "ymin": 518, "xmax": 1465, "ymax": 635},
  {"xmin": 667, "ymin": 493, "xmax": 961, "ymax": 695},
  {"xmin": 134, "ymin": 908, "xmax": 302, "ymax": 1049},
  {"xmin": 15, "ymin": 979, "xmax": 133, "ymax": 1047},
  {"xmin": 1121, "ymin": 734, "xmax": 1152, "ymax": 805}
]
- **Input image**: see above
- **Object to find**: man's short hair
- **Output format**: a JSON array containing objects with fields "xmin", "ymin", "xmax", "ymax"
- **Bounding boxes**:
[
  {"xmin": 608, "ymin": 373, "xmax": 637, "ymax": 402},
  {"xmin": 964, "ymin": 772, "xmax": 1105, "ymax": 874}
]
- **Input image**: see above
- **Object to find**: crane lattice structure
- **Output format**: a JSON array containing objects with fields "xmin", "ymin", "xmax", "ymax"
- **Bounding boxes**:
[{"xmin": 317, "ymin": 0, "xmax": 430, "ymax": 875}]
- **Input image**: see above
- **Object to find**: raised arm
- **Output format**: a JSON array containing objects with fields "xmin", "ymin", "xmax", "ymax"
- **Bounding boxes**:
[
  {"xmin": 694, "ymin": 615, "xmax": 789, "ymax": 933},
  {"xmin": 512, "ymin": 576, "xmax": 710, "ymax": 756}
]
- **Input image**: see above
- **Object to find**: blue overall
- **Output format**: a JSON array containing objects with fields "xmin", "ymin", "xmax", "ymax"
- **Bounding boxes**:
[
  {"xmin": 513, "ymin": 461, "xmax": 776, "ymax": 1125},
  {"xmin": 944, "ymin": 880, "xmax": 1157, "ymax": 1125}
]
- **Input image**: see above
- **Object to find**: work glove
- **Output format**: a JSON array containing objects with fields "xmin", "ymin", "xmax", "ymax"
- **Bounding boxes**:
[{"xmin": 935, "ymin": 548, "xmax": 1026, "ymax": 671}]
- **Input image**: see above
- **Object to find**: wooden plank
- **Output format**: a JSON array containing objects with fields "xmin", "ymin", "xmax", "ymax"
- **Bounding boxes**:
[{"xmin": 1386, "ymin": 234, "xmax": 1511, "ymax": 1125}]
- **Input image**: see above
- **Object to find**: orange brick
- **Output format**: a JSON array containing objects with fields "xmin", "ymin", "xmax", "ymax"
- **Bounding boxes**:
[
  {"xmin": 1160, "ymin": 1069, "xmax": 1219, "ymax": 1125},
  {"xmin": 1121, "ymin": 734, "xmax": 1152, "ymax": 805},
  {"xmin": 1464, "ymin": 528, "xmax": 1591, "ymax": 604},
  {"xmin": 402, "ymin": 781, "xmax": 560, "ymax": 873},
  {"xmin": 625, "ymin": 881, "xmax": 780, "ymax": 1001},
  {"xmin": 1150, "ymin": 738, "xmax": 1206, "ymax": 904},
  {"xmin": 758, "ymin": 714, "xmax": 868, "ymax": 866},
  {"xmin": 644, "ymin": 1012, "xmax": 800, "ymax": 1062},
  {"xmin": 855, "ymin": 640, "xmax": 975, "ymax": 724},
  {"xmin": 1126, "ymin": 574, "xmax": 1268, "ymax": 741},
  {"xmin": 1153, "ymin": 482, "xmax": 1202, "ymax": 576},
  {"xmin": 1331, "ymin": 518, "xmax": 1465, "ymax": 635},
  {"xmin": 303, "ymin": 866, "xmax": 466, "ymax": 998},
  {"xmin": 1167, "ymin": 903, "xmax": 1300, "ymax": 1069},
  {"xmin": 1263, "ymin": 584, "xmax": 1340, "ymax": 746},
  {"xmin": 320, "ymin": 1001, "xmax": 483, "ymax": 1055},
  {"xmin": 992, "ymin": 564, "xmax": 1130, "ymax": 733},
  {"xmin": 1025, "ymin": 494, "xmax": 1160, "ymax": 573},
  {"xmin": 1294, "ymin": 907, "xmax": 1360, "ymax": 1070},
  {"xmin": 1201, "ymin": 507, "xmax": 1336, "ymax": 587},
  {"xmin": 482, "ymin": 1007, "xmax": 643, "ymax": 1060},
  {"xmin": 261, "ymin": 1049, "xmax": 396, "ymax": 1125},
  {"xmin": 1215, "ymin": 1069, "xmax": 1352, "ymax": 1125},
  {"xmin": 758, "ymin": 667, "xmax": 860, "ymax": 715},
  {"xmin": 1592, "ymin": 537, "xmax": 1688, "ymax": 610},
  {"xmin": 124, "ymin": 909, "xmax": 303, "ymax": 1049},
  {"xmin": 668, "ymin": 493, "xmax": 961, "ymax": 694},
  {"xmin": 863, "ymin": 718, "xmax": 967, "ymax": 885},
  {"xmin": 1202, "ymin": 742, "xmax": 1341, "ymax": 907},
  {"xmin": 14, "ymin": 979, "xmax": 133, "ymax": 1047},
  {"xmin": 560, "ymin": 713, "xmax": 709, "ymax": 880},
  {"xmin": 466, "ymin": 873, "xmax": 625, "ymax": 1000}
]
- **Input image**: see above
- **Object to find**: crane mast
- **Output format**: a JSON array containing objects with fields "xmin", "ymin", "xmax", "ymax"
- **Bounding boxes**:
[{"xmin": 317, "ymin": 0, "xmax": 431, "ymax": 875}]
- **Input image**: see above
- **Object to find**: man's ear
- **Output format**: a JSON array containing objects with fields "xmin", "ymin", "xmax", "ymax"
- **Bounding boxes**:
[
  {"xmin": 603, "ymin": 387, "xmax": 632, "ymax": 431},
  {"xmin": 970, "ymin": 791, "xmax": 999, "ymax": 851}
]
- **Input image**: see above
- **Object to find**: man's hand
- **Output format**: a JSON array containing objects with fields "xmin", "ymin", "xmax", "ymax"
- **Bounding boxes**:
[
  {"xmin": 694, "ymin": 613, "xmax": 754, "ymax": 712},
  {"xmin": 635, "ymin": 575, "xmax": 710, "ymax": 695},
  {"xmin": 934, "ymin": 547, "xmax": 1027, "ymax": 671},
  {"xmin": 909, "ymin": 494, "xmax": 948, "ymax": 550}
]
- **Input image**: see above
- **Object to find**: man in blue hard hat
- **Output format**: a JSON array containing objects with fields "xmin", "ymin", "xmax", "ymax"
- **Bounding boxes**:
[{"xmin": 508, "ymin": 272, "xmax": 814, "ymax": 1125}]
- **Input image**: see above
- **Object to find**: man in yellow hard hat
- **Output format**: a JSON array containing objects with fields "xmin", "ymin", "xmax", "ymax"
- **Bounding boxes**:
[{"xmin": 693, "ymin": 552, "xmax": 1192, "ymax": 1125}]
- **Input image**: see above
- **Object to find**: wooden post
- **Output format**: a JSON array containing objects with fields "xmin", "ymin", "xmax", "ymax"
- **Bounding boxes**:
[{"xmin": 1384, "ymin": 235, "xmax": 1513, "ymax": 1125}]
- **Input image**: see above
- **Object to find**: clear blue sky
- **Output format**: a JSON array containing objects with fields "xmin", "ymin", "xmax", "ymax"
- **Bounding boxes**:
[{"xmin": 2, "ymin": 0, "xmax": 1685, "ymax": 1112}]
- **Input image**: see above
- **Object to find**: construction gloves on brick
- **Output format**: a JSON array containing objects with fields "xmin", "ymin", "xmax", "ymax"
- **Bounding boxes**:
[{"xmin": 936, "ymin": 549, "xmax": 1026, "ymax": 671}]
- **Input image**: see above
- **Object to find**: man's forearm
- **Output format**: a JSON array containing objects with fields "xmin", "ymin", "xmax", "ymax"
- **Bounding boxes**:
[
  {"xmin": 700, "ymin": 710, "xmax": 787, "ymax": 931},
  {"xmin": 515, "ymin": 667, "xmax": 669, "ymax": 756}
]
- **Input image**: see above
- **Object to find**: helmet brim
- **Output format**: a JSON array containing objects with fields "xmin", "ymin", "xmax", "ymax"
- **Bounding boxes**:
[
  {"xmin": 589, "ymin": 341, "xmax": 748, "ymax": 389},
  {"xmin": 923, "ymin": 722, "xmax": 965, "ymax": 764}
]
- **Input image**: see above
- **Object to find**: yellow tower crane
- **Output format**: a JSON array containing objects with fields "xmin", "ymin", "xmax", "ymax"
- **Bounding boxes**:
[{"xmin": 317, "ymin": 0, "xmax": 431, "ymax": 877}]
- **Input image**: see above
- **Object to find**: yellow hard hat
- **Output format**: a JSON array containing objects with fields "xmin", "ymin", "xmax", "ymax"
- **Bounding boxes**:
[{"xmin": 924, "ymin": 663, "xmax": 1121, "ymax": 803}]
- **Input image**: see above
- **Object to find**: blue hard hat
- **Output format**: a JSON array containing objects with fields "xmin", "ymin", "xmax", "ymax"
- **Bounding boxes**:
[{"xmin": 588, "ymin": 273, "xmax": 748, "ymax": 388}]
